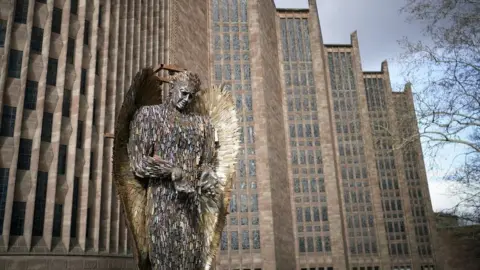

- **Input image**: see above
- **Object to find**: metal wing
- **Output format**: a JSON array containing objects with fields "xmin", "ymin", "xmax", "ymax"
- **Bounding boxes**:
[
  {"xmin": 112, "ymin": 65, "xmax": 184, "ymax": 270},
  {"xmin": 191, "ymin": 85, "xmax": 241, "ymax": 269}
]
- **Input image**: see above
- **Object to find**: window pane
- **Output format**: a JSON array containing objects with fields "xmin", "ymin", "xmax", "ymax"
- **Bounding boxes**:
[
  {"xmin": 1, "ymin": 105, "xmax": 16, "ymax": 137},
  {"xmin": 67, "ymin": 37, "xmax": 75, "ymax": 64},
  {"xmin": 17, "ymin": 139, "xmax": 32, "ymax": 170},
  {"xmin": 52, "ymin": 8, "xmax": 62, "ymax": 34},
  {"xmin": 71, "ymin": 0, "xmax": 78, "ymax": 14},
  {"xmin": 32, "ymin": 171, "xmax": 48, "ymax": 236},
  {"xmin": 30, "ymin": 27, "xmax": 43, "ymax": 53},
  {"xmin": 0, "ymin": 168, "xmax": 10, "ymax": 232},
  {"xmin": 242, "ymin": 230, "xmax": 249, "ymax": 249},
  {"xmin": 0, "ymin": 20, "xmax": 6, "ymax": 47},
  {"xmin": 80, "ymin": 69, "xmax": 87, "ymax": 94},
  {"xmin": 250, "ymin": 194, "xmax": 258, "ymax": 212},
  {"xmin": 8, "ymin": 49, "xmax": 23, "ymax": 78},
  {"xmin": 14, "ymin": 0, "xmax": 29, "ymax": 24},
  {"xmin": 70, "ymin": 177, "xmax": 79, "ymax": 237},
  {"xmin": 84, "ymin": 20, "xmax": 90, "ymax": 45},
  {"xmin": 58, "ymin": 145, "xmax": 67, "ymax": 175},
  {"xmin": 10, "ymin": 201, "xmax": 26, "ymax": 235},
  {"xmin": 299, "ymin": 237, "xmax": 305, "ymax": 252},
  {"xmin": 231, "ymin": 231, "xmax": 238, "ymax": 250},
  {"xmin": 62, "ymin": 89, "xmax": 71, "ymax": 117},
  {"xmin": 77, "ymin": 120, "xmax": 83, "ymax": 149},
  {"xmin": 252, "ymin": 230, "xmax": 260, "ymax": 249},
  {"xmin": 52, "ymin": 204, "xmax": 63, "ymax": 237},
  {"xmin": 220, "ymin": 231, "xmax": 227, "ymax": 250},
  {"xmin": 46, "ymin": 58, "xmax": 58, "ymax": 86},
  {"xmin": 24, "ymin": 80, "xmax": 38, "ymax": 110}
]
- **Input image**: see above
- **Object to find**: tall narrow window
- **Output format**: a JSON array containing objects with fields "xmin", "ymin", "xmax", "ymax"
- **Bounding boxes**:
[
  {"xmin": 250, "ymin": 194, "xmax": 258, "ymax": 212},
  {"xmin": 0, "ymin": 20, "xmax": 6, "ymax": 47},
  {"xmin": 307, "ymin": 237, "xmax": 314, "ymax": 252},
  {"xmin": 52, "ymin": 8, "xmax": 62, "ymax": 34},
  {"xmin": 1, "ymin": 105, "xmax": 16, "ymax": 137},
  {"xmin": 17, "ymin": 139, "xmax": 32, "ymax": 170},
  {"xmin": 14, "ymin": 0, "xmax": 29, "ymax": 24},
  {"xmin": 89, "ymin": 151, "xmax": 94, "ymax": 180},
  {"xmin": 8, "ymin": 49, "xmax": 23, "ymax": 78},
  {"xmin": 229, "ymin": 194, "xmax": 237, "ymax": 213},
  {"xmin": 95, "ymin": 50, "xmax": 100, "ymax": 75},
  {"xmin": 248, "ymin": 160, "xmax": 256, "ymax": 176},
  {"xmin": 324, "ymin": 236, "xmax": 331, "ymax": 252},
  {"xmin": 70, "ymin": 177, "xmax": 79, "ymax": 237},
  {"xmin": 322, "ymin": 206, "xmax": 329, "ymax": 221},
  {"xmin": 32, "ymin": 171, "xmax": 48, "ymax": 236},
  {"xmin": 240, "ymin": 194, "xmax": 248, "ymax": 213},
  {"xmin": 70, "ymin": 0, "xmax": 78, "ymax": 15},
  {"xmin": 0, "ymin": 168, "xmax": 9, "ymax": 233},
  {"xmin": 247, "ymin": 126, "xmax": 254, "ymax": 143},
  {"xmin": 242, "ymin": 230, "xmax": 249, "ymax": 249},
  {"xmin": 46, "ymin": 58, "xmax": 58, "ymax": 86},
  {"xmin": 67, "ymin": 37, "xmax": 75, "ymax": 64},
  {"xmin": 220, "ymin": 231, "xmax": 228, "ymax": 250},
  {"xmin": 298, "ymin": 237, "xmax": 306, "ymax": 253},
  {"xmin": 41, "ymin": 112, "xmax": 53, "ymax": 142},
  {"xmin": 24, "ymin": 80, "xmax": 38, "ymax": 110},
  {"xmin": 230, "ymin": 231, "xmax": 238, "ymax": 250},
  {"xmin": 52, "ymin": 204, "xmax": 63, "ymax": 237},
  {"xmin": 76, "ymin": 121, "xmax": 83, "ymax": 149},
  {"xmin": 10, "ymin": 201, "xmax": 27, "ymax": 235},
  {"xmin": 84, "ymin": 20, "xmax": 90, "ymax": 45},
  {"xmin": 62, "ymin": 89, "xmax": 71, "ymax": 117},
  {"xmin": 86, "ymin": 208, "xmax": 91, "ymax": 238},
  {"xmin": 98, "ymin": 5, "xmax": 103, "ymax": 27},
  {"xmin": 80, "ymin": 69, "xmax": 87, "ymax": 94},
  {"xmin": 30, "ymin": 27, "xmax": 43, "ymax": 53},
  {"xmin": 252, "ymin": 230, "xmax": 261, "ymax": 249},
  {"xmin": 316, "ymin": 236, "xmax": 323, "ymax": 252},
  {"xmin": 92, "ymin": 98, "xmax": 97, "ymax": 125},
  {"xmin": 58, "ymin": 145, "xmax": 67, "ymax": 175}
]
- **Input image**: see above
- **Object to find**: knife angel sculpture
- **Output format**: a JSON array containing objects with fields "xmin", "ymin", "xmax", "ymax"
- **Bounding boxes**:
[{"xmin": 112, "ymin": 65, "xmax": 239, "ymax": 270}]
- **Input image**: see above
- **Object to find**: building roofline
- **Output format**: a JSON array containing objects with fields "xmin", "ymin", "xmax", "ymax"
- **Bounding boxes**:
[
  {"xmin": 324, "ymin": 44, "xmax": 353, "ymax": 48},
  {"xmin": 436, "ymin": 212, "xmax": 459, "ymax": 218},
  {"xmin": 363, "ymin": 71, "xmax": 383, "ymax": 75},
  {"xmin": 276, "ymin": 8, "xmax": 310, "ymax": 13}
]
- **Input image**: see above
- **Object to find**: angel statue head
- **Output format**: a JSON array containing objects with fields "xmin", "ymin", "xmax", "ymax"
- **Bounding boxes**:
[{"xmin": 167, "ymin": 71, "xmax": 202, "ymax": 112}]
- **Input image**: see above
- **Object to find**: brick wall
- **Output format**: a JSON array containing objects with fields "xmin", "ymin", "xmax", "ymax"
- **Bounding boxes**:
[
  {"xmin": 258, "ymin": 0, "xmax": 296, "ymax": 269},
  {"xmin": 169, "ymin": 0, "xmax": 210, "ymax": 85}
]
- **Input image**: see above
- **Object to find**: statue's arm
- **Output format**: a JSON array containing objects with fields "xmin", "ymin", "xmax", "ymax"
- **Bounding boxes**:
[
  {"xmin": 196, "ymin": 128, "xmax": 222, "ymax": 197},
  {"xmin": 127, "ymin": 106, "xmax": 175, "ymax": 179}
]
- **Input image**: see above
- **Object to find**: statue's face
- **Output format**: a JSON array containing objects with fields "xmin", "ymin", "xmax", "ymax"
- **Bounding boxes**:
[{"xmin": 170, "ymin": 82, "xmax": 195, "ymax": 111}]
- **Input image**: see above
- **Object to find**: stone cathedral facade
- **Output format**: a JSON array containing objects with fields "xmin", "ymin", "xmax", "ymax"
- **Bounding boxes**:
[{"xmin": 0, "ymin": 0, "xmax": 440, "ymax": 269}]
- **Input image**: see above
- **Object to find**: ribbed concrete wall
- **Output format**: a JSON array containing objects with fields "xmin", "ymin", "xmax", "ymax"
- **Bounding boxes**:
[{"xmin": 0, "ymin": 0, "xmax": 208, "ymax": 269}]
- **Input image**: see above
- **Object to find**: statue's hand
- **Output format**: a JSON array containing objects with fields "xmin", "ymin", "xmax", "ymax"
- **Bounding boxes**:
[
  {"xmin": 197, "ymin": 168, "xmax": 222, "ymax": 197},
  {"xmin": 171, "ymin": 167, "xmax": 195, "ymax": 193}
]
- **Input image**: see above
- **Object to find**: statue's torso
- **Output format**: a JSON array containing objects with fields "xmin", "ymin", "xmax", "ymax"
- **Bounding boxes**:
[
  {"xmin": 153, "ymin": 105, "xmax": 215, "ymax": 183},
  {"xmin": 147, "ymin": 104, "xmax": 216, "ymax": 269}
]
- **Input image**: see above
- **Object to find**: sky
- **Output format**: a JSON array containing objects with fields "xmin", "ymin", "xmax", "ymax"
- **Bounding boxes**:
[{"xmin": 273, "ymin": 0, "xmax": 462, "ymax": 212}]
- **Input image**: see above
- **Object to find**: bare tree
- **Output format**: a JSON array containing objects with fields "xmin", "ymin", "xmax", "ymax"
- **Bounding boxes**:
[
  {"xmin": 444, "ymin": 155, "xmax": 480, "ymax": 223},
  {"xmin": 397, "ymin": 0, "xmax": 480, "ymax": 221}
]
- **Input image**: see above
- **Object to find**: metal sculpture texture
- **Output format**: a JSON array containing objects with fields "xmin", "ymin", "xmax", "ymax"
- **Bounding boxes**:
[{"xmin": 112, "ymin": 65, "xmax": 240, "ymax": 270}]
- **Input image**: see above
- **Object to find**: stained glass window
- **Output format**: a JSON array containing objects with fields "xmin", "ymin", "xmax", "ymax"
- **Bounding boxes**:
[
  {"xmin": 252, "ymin": 230, "xmax": 260, "ymax": 249},
  {"xmin": 231, "ymin": 231, "xmax": 239, "ymax": 250}
]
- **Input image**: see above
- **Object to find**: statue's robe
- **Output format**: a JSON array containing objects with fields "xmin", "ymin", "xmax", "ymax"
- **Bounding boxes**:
[{"xmin": 130, "ymin": 103, "xmax": 216, "ymax": 270}]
